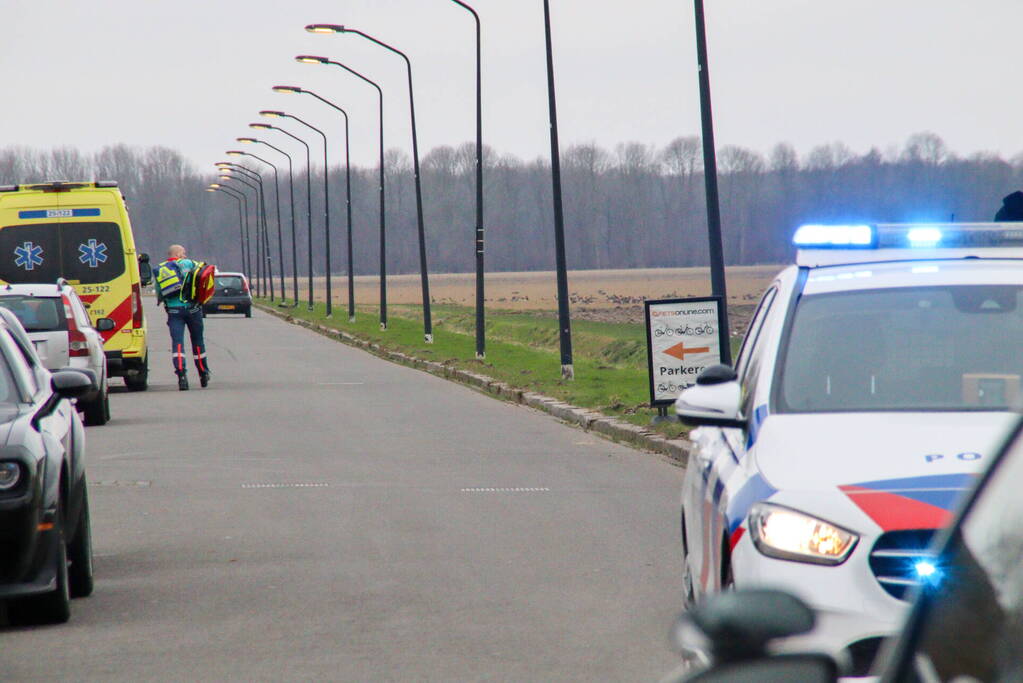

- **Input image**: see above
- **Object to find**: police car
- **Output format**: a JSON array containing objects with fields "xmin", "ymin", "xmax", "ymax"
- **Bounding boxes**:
[{"xmin": 675, "ymin": 222, "xmax": 1023, "ymax": 677}]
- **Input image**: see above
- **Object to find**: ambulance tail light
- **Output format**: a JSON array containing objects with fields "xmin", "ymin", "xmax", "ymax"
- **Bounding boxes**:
[
  {"xmin": 131, "ymin": 282, "xmax": 143, "ymax": 328},
  {"xmin": 62, "ymin": 295, "xmax": 90, "ymax": 357}
]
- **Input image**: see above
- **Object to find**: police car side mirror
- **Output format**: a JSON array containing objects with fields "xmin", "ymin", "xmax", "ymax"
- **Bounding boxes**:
[{"xmin": 675, "ymin": 365, "xmax": 744, "ymax": 428}]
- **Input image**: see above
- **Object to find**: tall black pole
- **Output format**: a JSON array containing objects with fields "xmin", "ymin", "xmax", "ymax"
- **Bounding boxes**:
[
  {"xmin": 298, "ymin": 90, "xmax": 356, "ymax": 323},
  {"xmin": 316, "ymin": 58, "xmax": 387, "ymax": 330},
  {"xmin": 243, "ymin": 166, "xmax": 274, "ymax": 301},
  {"xmin": 449, "ymin": 1, "xmax": 485, "ymax": 358},
  {"xmin": 226, "ymin": 169, "xmax": 266, "ymax": 297},
  {"xmin": 211, "ymin": 187, "xmax": 246, "ymax": 273},
  {"xmin": 693, "ymin": 0, "xmax": 731, "ymax": 365},
  {"xmin": 327, "ymin": 29, "xmax": 432, "ymax": 343},
  {"xmin": 239, "ymin": 150, "xmax": 285, "ymax": 305},
  {"xmin": 284, "ymin": 114, "xmax": 330, "ymax": 316},
  {"xmin": 251, "ymin": 137, "xmax": 296, "ymax": 306},
  {"xmin": 217, "ymin": 181, "xmax": 251, "ymax": 277},
  {"xmin": 262, "ymin": 124, "xmax": 308, "ymax": 306},
  {"xmin": 542, "ymin": 0, "xmax": 574, "ymax": 380}
]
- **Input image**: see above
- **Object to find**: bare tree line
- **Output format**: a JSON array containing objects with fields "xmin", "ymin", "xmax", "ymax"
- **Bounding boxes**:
[{"xmin": 1, "ymin": 132, "xmax": 1021, "ymax": 277}]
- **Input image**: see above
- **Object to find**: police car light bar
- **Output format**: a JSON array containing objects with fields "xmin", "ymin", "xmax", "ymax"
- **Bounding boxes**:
[
  {"xmin": 793, "ymin": 224, "xmax": 876, "ymax": 248},
  {"xmin": 795, "ymin": 222, "xmax": 1023, "ymax": 266}
]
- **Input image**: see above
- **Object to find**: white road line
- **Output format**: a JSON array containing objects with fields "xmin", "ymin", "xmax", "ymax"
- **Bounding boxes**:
[
  {"xmin": 241, "ymin": 483, "xmax": 330, "ymax": 489},
  {"xmin": 460, "ymin": 487, "xmax": 551, "ymax": 493},
  {"xmin": 316, "ymin": 382, "xmax": 366, "ymax": 386}
]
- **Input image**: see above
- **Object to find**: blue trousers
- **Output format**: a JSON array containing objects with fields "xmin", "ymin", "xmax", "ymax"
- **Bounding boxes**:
[{"xmin": 167, "ymin": 306, "xmax": 209, "ymax": 375}]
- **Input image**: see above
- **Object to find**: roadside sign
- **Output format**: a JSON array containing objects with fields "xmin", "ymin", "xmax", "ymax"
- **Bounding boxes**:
[{"xmin": 644, "ymin": 296, "xmax": 727, "ymax": 406}]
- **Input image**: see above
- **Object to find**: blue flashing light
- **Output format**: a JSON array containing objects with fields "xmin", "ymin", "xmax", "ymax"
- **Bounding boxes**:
[
  {"xmin": 793, "ymin": 224, "xmax": 876, "ymax": 249},
  {"xmin": 914, "ymin": 560, "xmax": 937, "ymax": 578},
  {"xmin": 907, "ymin": 228, "xmax": 943, "ymax": 247}
]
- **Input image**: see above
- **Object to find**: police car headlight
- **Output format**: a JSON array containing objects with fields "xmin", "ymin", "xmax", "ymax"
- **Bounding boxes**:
[
  {"xmin": 0, "ymin": 462, "xmax": 22, "ymax": 491},
  {"xmin": 749, "ymin": 503, "xmax": 857, "ymax": 565}
]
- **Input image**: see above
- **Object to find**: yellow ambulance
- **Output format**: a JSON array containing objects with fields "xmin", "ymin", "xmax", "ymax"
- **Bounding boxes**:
[{"xmin": 0, "ymin": 181, "xmax": 151, "ymax": 390}]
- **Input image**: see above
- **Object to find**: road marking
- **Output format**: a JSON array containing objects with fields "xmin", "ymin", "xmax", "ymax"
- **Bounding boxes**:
[
  {"xmin": 241, "ymin": 483, "xmax": 330, "ymax": 489},
  {"xmin": 317, "ymin": 382, "xmax": 365, "ymax": 386},
  {"xmin": 95, "ymin": 480, "xmax": 152, "ymax": 488},
  {"xmin": 461, "ymin": 487, "xmax": 551, "ymax": 493}
]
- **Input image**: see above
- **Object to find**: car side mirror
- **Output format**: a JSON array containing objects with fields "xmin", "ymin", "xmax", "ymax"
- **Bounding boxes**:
[
  {"xmin": 138, "ymin": 253, "xmax": 153, "ymax": 286},
  {"xmin": 96, "ymin": 318, "xmax": 116, "ymax": 332},
  {"xmin": 51, "ymin": 370, "xmax": 94, "ymax": 400},
  {"xmin": 675, "ymin": 364, "xmax": 744, "ymax": 428}
]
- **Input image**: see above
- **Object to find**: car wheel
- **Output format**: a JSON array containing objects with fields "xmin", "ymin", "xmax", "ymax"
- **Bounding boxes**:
[
  {"xmin": 68, "ymin": 483, "xmax": 94, "ymax": 598},
  {"xmin": 244, "ymin": 307, "xmax": 252, "ymax": 318},
  {"xmin": 8, "ymin": 504, "xmax": 71, "ymax": 625},
  {"xmin": 124, "ymin": 355, "xmax": 149, "ymax": 392},
  {"xmin": 82, "ymin": 383, "xmax": 109, "ymax": 426}
]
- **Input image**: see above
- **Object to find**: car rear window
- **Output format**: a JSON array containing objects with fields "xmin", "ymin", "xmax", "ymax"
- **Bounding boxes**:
[
  {"xmin": 215, "ymin": 276, "xmax": 244, "ymax": 289},
  {"xmin": 0, "ymin": 221, "xmax": 125, "ymax": 284},
  {"xmin": 0, "ymin": 295, "xmax": 67, "ymax": 332}
]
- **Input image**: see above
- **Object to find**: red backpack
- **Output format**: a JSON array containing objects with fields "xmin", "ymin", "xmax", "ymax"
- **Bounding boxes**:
[{"xmin": 183, "ymin": 262, "xmax": 217, "ymax": 305}]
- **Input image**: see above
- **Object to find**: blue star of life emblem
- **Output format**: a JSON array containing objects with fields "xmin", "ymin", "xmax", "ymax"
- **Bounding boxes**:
[
  {"xmin": 78, "ymin": 239, "xmax": 108, "ymax": 268},
  {"xmin": 14, "ymin": 242, "xmax": 44, "ymax": 271}
]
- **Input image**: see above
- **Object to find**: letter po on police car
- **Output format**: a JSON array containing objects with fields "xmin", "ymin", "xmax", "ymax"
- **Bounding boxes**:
[{"xmin": 645, "ymin": 297, "xmax": 724, "ymax": 404}]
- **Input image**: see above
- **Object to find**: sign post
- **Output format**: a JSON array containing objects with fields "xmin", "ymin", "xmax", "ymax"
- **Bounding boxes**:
[{"xmin": 645, "ymin": 296, "xmax": 728, "ymax": 420}]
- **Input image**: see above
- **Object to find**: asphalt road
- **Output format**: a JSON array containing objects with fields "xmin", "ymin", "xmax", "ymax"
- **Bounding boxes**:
[{"xmin": 0, "ymin": 301, "xmax": 684, "ymax": 681}]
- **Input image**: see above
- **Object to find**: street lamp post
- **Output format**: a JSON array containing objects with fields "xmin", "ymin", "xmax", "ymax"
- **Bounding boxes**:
[
  {"xmin": 218, "ymin": 169, "xmax": 265, "ymax": 296},
  {"xmin": 221, "ymin": 166, "xmax": 274, "ymax": 301},
  {"xmin": 243, "ymin": 131, "xmax": 298, "ymax": 307},
  {"xmin": 215, "ymin": 165, "xmax": 254, "ymax": 290},
  {"xmin": 297, "ymin": 55, "xmax": 388, "ymax": 330},
  {"xmin": 692, "ymin": 0, "xmax": 731, "ymax": 363},
  {"xmin": 233, "ymin": 145, "xmax": 287, "ymax": 303},
  {"xmin": 252, "ymin": 122, "xmax": 308, "ymax": 307},
  {"xmin": 542, "ymin": 0, "xmax": 574, "ymax": 380},
  {"xmin": 207, "ymin": 184, "xmax": 248, "ymax": 275},
  {"xmin": 305, "ymin": 26, "xmax": 433, "ymax": 343},
  {"xmin": 262, "ymin": 110, "xmax": 328, "ymax": 315},
  {"xmin": 445, "ymin": 1, "xmax": 486, "ymax": 358},
  {"xmin": 227, "ymin": 154, "xmax": 279, "ymax": 302},
  {"xmin": 273, "ymin": 86, "xmax": 355, "ymax": 323}
]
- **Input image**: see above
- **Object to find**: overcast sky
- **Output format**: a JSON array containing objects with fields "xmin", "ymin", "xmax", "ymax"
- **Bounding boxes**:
[{"xmin": 3, "ymin": 0, "xmax": 1023, "ymax": 171}]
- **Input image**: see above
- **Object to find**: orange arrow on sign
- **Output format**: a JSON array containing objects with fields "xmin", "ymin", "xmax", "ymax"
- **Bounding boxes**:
[{"xmin": 663, "ymin": 342, "xmax": 710, "ymax": 360}]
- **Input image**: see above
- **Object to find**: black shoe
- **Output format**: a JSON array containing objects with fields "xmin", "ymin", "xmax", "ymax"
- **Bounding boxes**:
[
  {"xmin": 200, "ymin": 372, "xmax": 210, "ymax": 388},
  {"xmin": 178, "ymin": 373, "xmax": 189, "ymax": 391}
]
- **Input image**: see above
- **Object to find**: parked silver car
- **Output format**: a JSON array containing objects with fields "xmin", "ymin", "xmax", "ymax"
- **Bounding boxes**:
[{"xmin": 0, "ymin": 280, "xmax": 113, "ymax": 425}]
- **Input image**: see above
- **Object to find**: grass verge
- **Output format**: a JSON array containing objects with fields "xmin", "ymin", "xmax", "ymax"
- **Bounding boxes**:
[{"xmin": 257, "ymin": 299, "xmax": 738, "ymax": 438}]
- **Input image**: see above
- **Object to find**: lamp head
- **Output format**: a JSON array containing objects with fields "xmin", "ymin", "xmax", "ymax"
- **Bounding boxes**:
[
  {"xmin": 259, "ymin": 110, "xmax": 285, "ymax": 118},
  {"xmin": 249, "ymin": 123, "xmax": 272, "ymax": 130},
  {"xmin": 205, "ymin": 188, "xmax": 216, "ymax": 192},
  {"xmin": 215, "ymin": 162, "xmax": 232, "ymax": 167},
  {"xmin": 225, "ymin": 150, "xmax": 245, "ymax": 157},
  {"xmin": 305, "ymin": 23, "xmax": 344, "ymax": 34},
  {"xmin": 237, "ymin": 137, "xmax": 257, "ymax": 144},
  {"xmin": 218, "ymin": 175, "xmax": 233, "ymax": 181},
  {"xmin": 273, "ymin": 85, "xmax": 303, "ymax": 94},
  {"xmin": 295, "ymin": 55, "xmax": 329, "ymax": 64}
]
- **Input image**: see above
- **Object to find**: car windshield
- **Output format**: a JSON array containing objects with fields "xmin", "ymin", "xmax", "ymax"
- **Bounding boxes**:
[
  {"xmin": 778, "ymin": 285, "xmax": 1023, "ymax": 412},
  {"xmin": 216, "ymin": 276, "xmax": 243, "ymax": 289},
  {"xmin": 0, "ymin": 295, "xmax": 66, "ymax": 332}
]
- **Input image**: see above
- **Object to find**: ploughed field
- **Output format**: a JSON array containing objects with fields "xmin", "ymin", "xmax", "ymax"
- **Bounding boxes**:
[{"xmin": 296, "ymin": 265, "xmax": 782, "ymax": 334}]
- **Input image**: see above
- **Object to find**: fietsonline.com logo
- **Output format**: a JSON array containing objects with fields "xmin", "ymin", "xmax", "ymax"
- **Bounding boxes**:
[{"xmin": 652, "ymin": 308, "xmax": 715, "ymax": 317}]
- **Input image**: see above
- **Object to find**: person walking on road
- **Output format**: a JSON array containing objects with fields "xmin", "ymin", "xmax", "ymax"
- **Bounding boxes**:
[{"xmin": 155, "ymin": 244, "xmax": 210, "ymax": 391}]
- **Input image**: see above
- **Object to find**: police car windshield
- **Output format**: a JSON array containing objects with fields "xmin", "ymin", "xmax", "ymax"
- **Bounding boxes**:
[{"xmin": 779, "ymin": 285, "xmax": 1023, "ymax": 412}]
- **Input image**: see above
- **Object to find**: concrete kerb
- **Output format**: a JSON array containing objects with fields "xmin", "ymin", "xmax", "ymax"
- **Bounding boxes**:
[{"xmin": 256, "ymin": 303, "xmax": 690, "ymax": 467}]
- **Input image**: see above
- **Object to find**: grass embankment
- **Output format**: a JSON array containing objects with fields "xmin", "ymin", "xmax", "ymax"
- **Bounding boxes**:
[{"xmin": 258, "ymin": 299, "xmax": 738, "ymax": 438}]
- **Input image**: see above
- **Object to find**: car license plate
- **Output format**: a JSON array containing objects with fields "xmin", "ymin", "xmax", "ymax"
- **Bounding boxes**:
[{"xmin": 220, "ymin": 305, "xmax": 236, "ymax": 310}]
